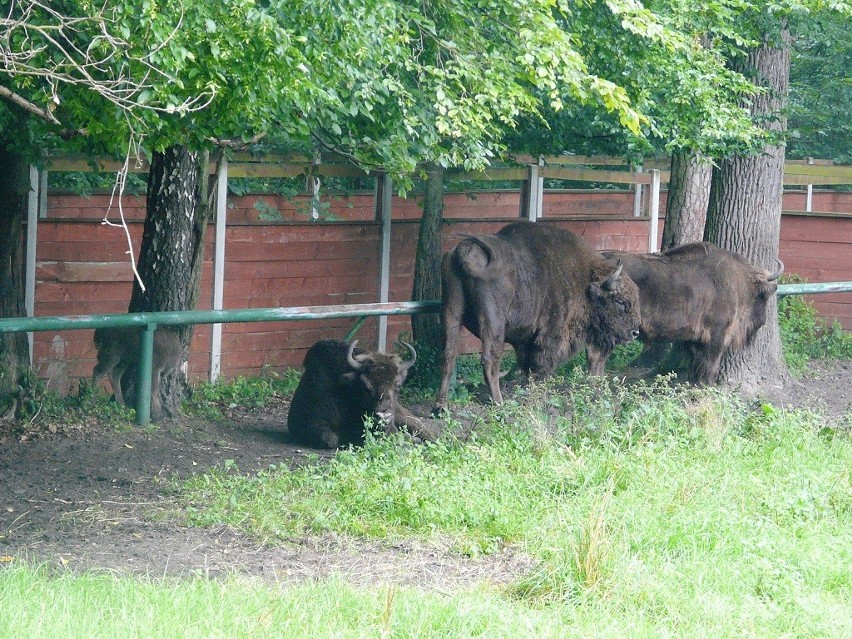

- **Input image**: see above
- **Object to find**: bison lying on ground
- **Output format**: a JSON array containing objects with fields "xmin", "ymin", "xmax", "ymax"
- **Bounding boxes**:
[
  {"xmin": 91, "ymin": 326, "xmax": 182, "ymax": 419},
  {"xmin": 287, "ymin": 339, "xmax": 435, "ymax": 449},
  {"xmin": 593, "ymin": 242, "xmax": 784, "ymax": 383},
  {"xmin": 434, "ymin": 221, "xmax": 641, "ymax": 414}
]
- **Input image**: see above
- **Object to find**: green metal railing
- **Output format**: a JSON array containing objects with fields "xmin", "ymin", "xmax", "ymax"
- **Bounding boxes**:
[
  {"xmin": 0, "ymin": 301, "xmax": 440, "ymax": 426},
  {"xmin": 0, "ymin": 282, "xmax": 850, "ymax": 426}
]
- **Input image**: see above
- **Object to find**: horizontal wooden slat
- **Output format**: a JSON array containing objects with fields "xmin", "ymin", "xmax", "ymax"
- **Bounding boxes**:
[
  {"xmin": 540, "ymin": 167, "xmax": 670, "ymax": 185},
  {"xmin": 446, "ymin": 168, "xmax": 528, "ymax": 181}
]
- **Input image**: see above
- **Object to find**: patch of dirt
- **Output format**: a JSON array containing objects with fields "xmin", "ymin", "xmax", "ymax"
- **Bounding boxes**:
[
  {"xmin": 0, "ymin": 396, "xmax": 530, "ymax": 590},
  {"xmin": 1, "ymin": 359, "xmax": 849, "ymax": 589}
]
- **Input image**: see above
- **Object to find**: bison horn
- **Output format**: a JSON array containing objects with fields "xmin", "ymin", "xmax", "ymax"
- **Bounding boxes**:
[
  {"xmin": 396, "ymin": 341, "xmax": 417, "ymax": 372},
  {"xmin": 767, "ymin": 258, "xmax": 784, "ymax": 282},
  {"xmin": 346, "ymin": 340, "xmax": 369, "ymax": 371},
  {"xmin": 603, "ymin": 260, "xmax": 624, "ymax": 291}
]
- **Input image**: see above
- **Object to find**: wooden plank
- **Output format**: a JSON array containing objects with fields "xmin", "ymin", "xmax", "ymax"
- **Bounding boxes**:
[
  {"xmin": 47, "ymin": 157, "xmax": 150, "ymax": 173},
  {"xmin": 783, "ymin": 164, "xmax": 852, "ymax": 178},
  {"xmin": 446, "ymin": 167, "xmax": 527, "ymax": 181},
  {"xmin": 37, "ymin": 261, "xmax": 136, "ymax": 282},
  {"xmin": 227, "ymin": 163, "xmax": 308, "ymax": 178},
  {"xmin": 784, "ymin": 174, "xmax": 852, "ymax": 186},
  {"xmin": 539, "ymin": 166, "xmax": 671, "ymax": 185}
]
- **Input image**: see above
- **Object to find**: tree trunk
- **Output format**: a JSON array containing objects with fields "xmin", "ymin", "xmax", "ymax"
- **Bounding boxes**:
[
  {"xmin": 661, "ymin": 150, "xmax": 712, "ymax": 250},
  {"xmin": 704, "ymin": 25, "xmax": 791, "ymax": 395},
  {"xmin": 411, "ymin": 165, "xmax": 444, "ymax": 370},
  {"xmin": 0, "ymin": 148, "xmax": 31, "ymax": 415},
  {"xmin": 126, "ymin": 146, "xmax": 210, "ymax": 419}
]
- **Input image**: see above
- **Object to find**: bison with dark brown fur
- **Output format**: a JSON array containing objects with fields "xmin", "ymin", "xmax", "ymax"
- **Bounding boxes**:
[
  {"xmin": 287, "ymin": 339, "xmax": 433, "ymax": 449},
  {"xmin": 91, "ymin": 326, "xmax": 182, "ymax": 419},
  {"xmin": 434, "ymin": 221, "xmax": 642, "ymax": 414},
  {"xmin": 593, "ymin": 242, "xmax": 783, "ymax": 383}
]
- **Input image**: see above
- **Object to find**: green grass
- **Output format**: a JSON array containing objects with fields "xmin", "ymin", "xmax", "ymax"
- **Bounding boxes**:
[
  {"xmin": 0, "ymin": 566, "xmax": 577, "ymax": 639},
  {"xmin": 5, "ymin": 375, "xmax": 851, "ymax": 637},
  {"xmin": 174, "ymin": 374, "xmax": 852, "ymax": 637}
]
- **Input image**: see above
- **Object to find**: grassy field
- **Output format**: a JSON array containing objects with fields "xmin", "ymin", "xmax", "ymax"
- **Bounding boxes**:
[{"xmin": 4, "ymin": 372, "xmax": 851, "ymax": 639}]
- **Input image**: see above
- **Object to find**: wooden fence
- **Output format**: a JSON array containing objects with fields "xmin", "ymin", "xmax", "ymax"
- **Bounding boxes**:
[{"xmin": 21, "ymin": 154, "xmax": 852, "ymax": 391}]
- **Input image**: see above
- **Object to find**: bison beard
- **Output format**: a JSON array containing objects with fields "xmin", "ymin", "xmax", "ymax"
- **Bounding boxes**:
[
  {"xmin": 286, "ymin": 339, "xmax": 428, "ymax": 449},
  {"xmin": 595, "ymin": 242, "xmax": 783, "ymax": 383},
  {"xmin": 434, "ymin": 221, "xmax": 642, "ymax": 414}
]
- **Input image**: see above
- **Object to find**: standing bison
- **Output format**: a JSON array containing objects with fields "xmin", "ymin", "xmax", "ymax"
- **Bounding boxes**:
[
  {"xmin": 434, "ymin": 221, "xmax": 641, "ymax": 413},
  {"xmin": 287, "ymin": 339, "xmax": 431, "ymax": 449},
  {"xmin": 592, "ymin": 242, "xmax": 784, "ymax": 383}
]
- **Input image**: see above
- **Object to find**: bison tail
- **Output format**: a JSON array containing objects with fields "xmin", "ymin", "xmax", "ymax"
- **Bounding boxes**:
[{"xmin": 454, "ymin": 234, "xmax": 501, "ymax": 278}]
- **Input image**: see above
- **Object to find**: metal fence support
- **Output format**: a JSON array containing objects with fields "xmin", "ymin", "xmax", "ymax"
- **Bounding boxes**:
[
  {"xmin": 376, "ymin": 174, "xmax": 393, "ymax": 351},
  {"xmin": 633, "ymin": 165, "xmax": 644, "ymax": 217},
  {"xmin": 25, "ymin": 166, "xmax": 39, "ymax": 361},
  {"xmin": 805, "ymin": 156, "xmax": 814, "ymax": 212},
  {"xmin": 648, "ymin": 169, "xmax": 661, "ymax": 253},
  {"xmin": 210, "ymin": 157, "xmax": 228, "ymax": 383},
  {"xmin": 519, "ymin": 157, "xmax": 544, "ymax": 221},
  {"xmin": 135, "ymin": 323, "xmax": 156, "ymax": 425}
]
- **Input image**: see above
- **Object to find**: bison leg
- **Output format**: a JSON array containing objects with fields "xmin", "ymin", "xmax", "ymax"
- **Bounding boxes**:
[
  {"xmin": 395, "ymin": 404, "xmax": 439, "ymax": 443},
  {"xmin": 690, "ymin": 342, "xmax": 725, "ymax": 385},
  {"xmin": 106, "ymin": 360, "xmax": 130, "ymax": 406},
  {"xmin": 586, "ymin": 344, "xmax": 609, "ymax": 376},
  {"xmin": 434, "ymin": 278, "xmax": 465, "ymax": 416},
  {"xmin": 480, "ymin": 331, "xmax": 506, "ymax": 405}
]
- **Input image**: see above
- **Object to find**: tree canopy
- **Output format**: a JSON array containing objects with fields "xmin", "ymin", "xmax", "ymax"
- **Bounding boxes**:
[{"xmin": 0, "ymin": 0, "xmax": 793, "ymax": 176}]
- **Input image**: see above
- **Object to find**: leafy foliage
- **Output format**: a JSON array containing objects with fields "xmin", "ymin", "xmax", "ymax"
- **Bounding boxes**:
[
  {"xmin": 778, "ymin": 284, "xmax": 852, "ymax": 373},
  {"xmin": 787, "ymin": 10, "xmax": 852, "ymax": 163}
]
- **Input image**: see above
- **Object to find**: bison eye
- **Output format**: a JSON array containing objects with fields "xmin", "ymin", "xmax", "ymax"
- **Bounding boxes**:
[{"xmin": 615, "ymin": 300, "xmax": 627, "ymax": 311}]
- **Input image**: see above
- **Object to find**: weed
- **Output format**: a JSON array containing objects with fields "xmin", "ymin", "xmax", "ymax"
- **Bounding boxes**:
[
  {"xmin": 778, "ymin": 276, "xmax": 852, "ymax": 373},
  {"xmin": 185, "ymin": 369, "xmax": 300, "ymax": 419},
  {"xmin": 9, "ymin": 372, "xmax": 135, "ymax": 433}
]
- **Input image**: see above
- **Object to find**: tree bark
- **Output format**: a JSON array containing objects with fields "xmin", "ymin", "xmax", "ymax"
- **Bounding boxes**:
[
  {"xmin": 661, "ymin": 150, "xmax": 712, "ymax": 250},
  {"xmin": 125, "ymin": 146, "xmax": 210, "ymax": 419},
  {"xmin": 0, "ymin": 148, "xmax": 31, "ymax": 414},
  {"xmin": 704, "ymin": 25, "xmax": 791, "ymax": 395},
  {"xmin": 411, "ymin": 166, "xmax": 444, "ymax": 348}
]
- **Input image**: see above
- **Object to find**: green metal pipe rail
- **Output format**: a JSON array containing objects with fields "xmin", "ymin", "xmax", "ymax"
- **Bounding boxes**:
[
  {"xmin": 0, "ymin": 301, "xmax": 440, "ymax": 426},
  {"xmin": 0, "ymin": 282, "xmax": 849, "ymax": 426}
]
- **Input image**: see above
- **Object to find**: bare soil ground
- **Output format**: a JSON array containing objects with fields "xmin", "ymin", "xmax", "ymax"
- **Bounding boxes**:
[{"xmin": 1, "ymin": 360, "xmax": 849, "ymax": 590}]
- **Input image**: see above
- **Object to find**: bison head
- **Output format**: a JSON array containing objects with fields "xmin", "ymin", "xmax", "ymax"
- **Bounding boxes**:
[
  {"xmin": 344, "ymin": 340, "xmax": 417, "ymax": 429},
  {"xmin": 587, "ymin": 260, "xmax": 642, "ymax": 352}
]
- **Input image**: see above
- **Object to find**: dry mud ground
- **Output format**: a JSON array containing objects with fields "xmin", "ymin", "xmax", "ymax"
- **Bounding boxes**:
[{"xmin": 1, "ymin": 360, "xmax": 849, "ymax": 590}]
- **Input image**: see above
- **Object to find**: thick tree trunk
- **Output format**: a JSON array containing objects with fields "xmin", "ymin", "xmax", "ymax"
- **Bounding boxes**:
[
  {"xmin": 0, "ymin": 148, "xmax": 31, "ymax": 415},
  {"xmin": 411, "ymin": 165, "xmax": 444, "ymax": 352},
  {"xmin": 704, "ymin": 26, "xmax": 791, "ymax": 395},
  {"xmin": 661, "ymin": 151, "xmax": 712, "ymax": 250},
  {"xmin": 126, "ymin": 146, "xmax": 210, "ymax": 419}
]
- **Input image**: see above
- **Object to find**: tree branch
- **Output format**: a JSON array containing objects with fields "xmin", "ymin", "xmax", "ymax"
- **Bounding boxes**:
[{"xmin": 0, "ymin": 84, "xmax": 61, "ymax": 125}]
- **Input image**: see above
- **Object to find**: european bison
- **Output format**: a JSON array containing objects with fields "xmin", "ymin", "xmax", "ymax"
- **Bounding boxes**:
[
  {"xmin": 434, "ymin": 221, "xmax": 642, "ymax": 413},
  {"xmin": 287, "ymin": 339, "xmax": 433, "ymax": 449},
  {"xmin": 91, "ymin": 326, "xmax": 182, "ymax": 419},
  {"xmin": 592, "ymin": 242, "xmax": 784, "ymax": 383}
]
